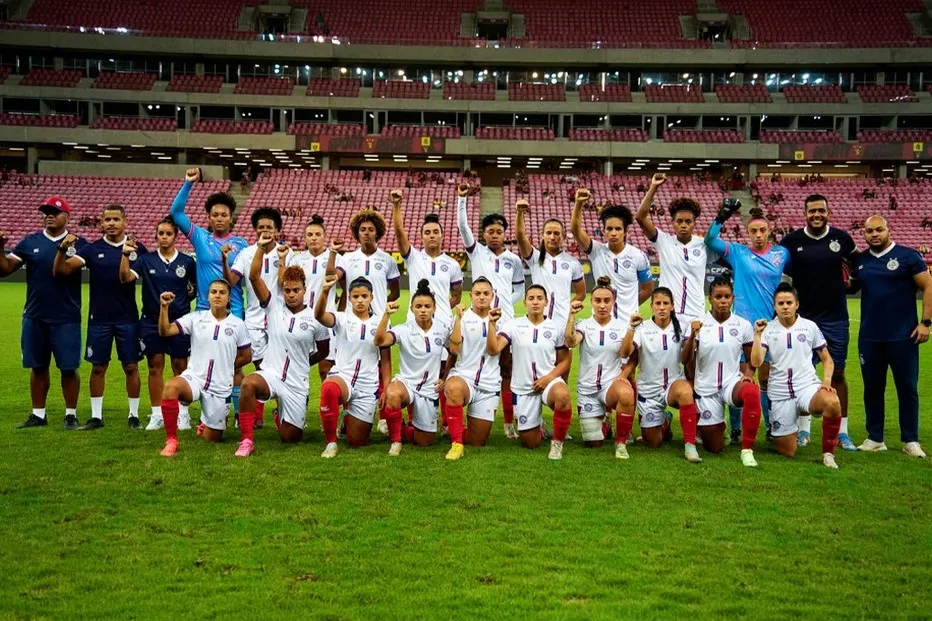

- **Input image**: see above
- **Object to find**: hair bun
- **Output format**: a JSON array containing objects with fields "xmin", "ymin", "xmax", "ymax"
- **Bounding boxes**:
[
  {"xmin": 423, "ymin": 213, "xmax": 440, "ymax": 224},
  {"xmin": 416, "ymin": 278, "xmax": 430, "ymax": 291},
  {"xmin": 310, "ymin": 214, "xmax": 324, "ymax": 225},
  {"xmin": 749, "ymin": 207, "xmax": 766, "ymax": 219},
  {"xmin": 596, "ymin": 275, "xmax": 612, "ymax": 287}
]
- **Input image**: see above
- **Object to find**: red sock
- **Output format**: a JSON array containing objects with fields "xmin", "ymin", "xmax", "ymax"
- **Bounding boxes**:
[
  {"xmin": 601, "ymin": 419, "xmax": 611, "ymax": 439},
  {"xmin": 406, "ymin": 403, "xmax": 415, "ymax": 425},
  {"xmin": 679, "ymin": 402, "xmax": 698, "ymax": 445},
  {"xmin": 502, "ymin": 390, "xmax": 514, "ymax": 424},
  {"xmin": 616, "ymin": 411, "xmax": 634, "ymax": 444},
  {"xmin": 822, "ymin": 416, "xmax": 842, "ymax": 454},
  {"xmin": 384, "ymin": 406, "xmax": 402, "ymax": 442},
  {"xmin": 255, "ymin": 401, "xmax": 265, "ymax": 423},
  {"xmin": 552, "ymin": 407, "xmax": 572, "ymax": 442},
  {"xmin": 739, "ymin": 382, "xmax": 762, "ymax": 450},
  {"xmin": 161, "ymin": 398, "xmax": 179, "ymax": 441},
  {"xmin": 402, "ymin": 424, "xmax": 416, "ymax": 444},
  {"xmin": 320, "ymin": 381, "xmax": 341, "ymax": 444},
  {"xmin": 447, "ymin": 404, "xmax": 465, "ymax": 444},
  {"xmin": 439, "ymin": 391, "xmax": 449, "ymax": 427},
  {"xmin": 239, "ymin": 411, "xmax": 255, "ymax": 442}
]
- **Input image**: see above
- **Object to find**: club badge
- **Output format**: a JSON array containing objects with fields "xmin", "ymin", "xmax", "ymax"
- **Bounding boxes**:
[
  {"xmin": 175, "ymin": 266, "xmax": 186, "ymax": 278},
  {"xmin": 887, "ymin": 259, "xmax": 899, "ymax": 271},
  {"xmin": 829, "ymin": 240, "xmax": 841, "ymax": 253}
]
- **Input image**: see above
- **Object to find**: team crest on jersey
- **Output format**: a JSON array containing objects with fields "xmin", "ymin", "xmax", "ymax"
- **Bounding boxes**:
[
  {"xmin": 560, "ymin": 262, "xmax": 569, "ymax": 270},
  {"xmin": 225, "ymin": 327, "xmax": 234, "ymax": 336},
  {"xmin": 66, "ymin": 246, "xmax": 76, "ymax": 257},
  {"xmin": 300, "ymin": 322, "xmax": 309, "ymax": 331},
  {"xmin": 440, "ymin": 263, "xmax": 449, "ymax": 272},
  {"xmin": 519, "ymin": 415, "xmax": 528, "ymax": 424},
  {"xmin": 434, "ymin": 337, "xmax": 443, "ymax": 346},
  {"xmin": 609, "ymin": 332, "xmax": 618, "ymax": 340},
  {"xmin": 797, "ymin": 333, "xmax": 807, "ymax": 342},
  {"xmin": 86, "ymin": 346, "xmax": 93, "ymax": 357},
  {"xmin": 128, "ymin": 251, "xmax": 138, "ymax": 262},
  {"xmin": 772, "ymin": 421, "xmax": 781, "ymax": 430},
  {"xmin": 175, "ymin": 266, "xmax": 186, "ymax": 278},
  {"xmin": 622, "ymin": 260, "xmax": 632, "ymax": 269},
  {"xmin": 692, "ymin": 248, "xmax": 701, "ymax": 257},
  {"xmin": 887, "ymin": 259, "xmax": 899, "ymax": 271},
  {"xmin": 829, "ymin": 240, "xmax": 841, "ymax": 253},
  {"xmin": 273, "ymin": 260, "xmax": 280, "ymax": 268},
  {"xmin": 645, "ymin": 413, "xmax": 658, "ymax": 422},
  {"xmin": 729, "ymin": 328, "xmax": 739, "ymax": 337},
  {"xmin": 375, "ymin": 262, "xmax": 383, "ymax": 271},
  {"xmin": 701, "ymin": 410, "xmax": 712, "ymax": 420},
  {"xmin": 370, "ymin": 328, "xmax": 377, "ymax": 335},
  {"xmin": 583, "ymin": 403, "xmax": 594, "ymax": 412},
  {"xmin": 770, "ymin": 254, "xmax": 782, "ymax": 267},
  {"xmin": 543, "ymin": 331, "xmax": 552, "ymax": 339}
]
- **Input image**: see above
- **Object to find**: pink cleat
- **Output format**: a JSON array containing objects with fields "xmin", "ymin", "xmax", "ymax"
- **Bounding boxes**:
[
  {"xmin": 234, "ymin": 438, "xmax": 254, "ymax": 458},
  {"xmin": 160, "ymin": 438, "xmax": 179, "ymax": 457},
  {"xmin": 196, "ymin": 423, "xmax": 205, "ymax": 436}
]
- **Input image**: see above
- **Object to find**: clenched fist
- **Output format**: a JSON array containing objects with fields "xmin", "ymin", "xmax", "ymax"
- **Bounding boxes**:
[
  {"xmin": 185, "ymin": 168, "xmax": 200, "ymax": 183},
  {"xmin": 651, "ymin": 173, "xmax": 667, "ymax": 187},
  {"xmin": 160, "ymin": 292, "xmax": 176, "ymax": 306}
]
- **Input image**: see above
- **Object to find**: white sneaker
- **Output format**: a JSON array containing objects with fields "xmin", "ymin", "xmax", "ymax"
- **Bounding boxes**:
[
  {"xmin": 320, "ymin": 442, "xmax": 338, "ymax": 458},
  {"xmin": 684, "ymin": 443, "xmax": 703, "ymax": 463},
  {"xmin": 145, "ymin": 416, "xmax": 164, "ymax": 431},
  {"xmin": 741, "ymin": 449, "xmax": 758, "ymax": 468},
  {"xmin": 858, "ymin": 438, "xmax": 888, "ymax": 452},
  {"xmin": 378, "ymin": 419, "xmax": 389, "ymax": 435},
  {"xmin": 615, "ymin": 443, "xmax": 630, "ymax": 460},
  {"xmin": 903, "ymin": 442, "xmax": 926, "ymax": 458},
  {"xmin": 503, "ymin": 423, "xmax": 519, "ymax": 439},
  {"xmin": 388, "ymin": 441, "xmax": 403, "ymax": 457},
  {"xmin": 548, "ymin": 440, "xmax": 564, "ymax": 460},
  {"xmin": 822, "ymin": 452, "xmax": 839, "ymax": 470},
  {"xmin": 178, "ymin": 409, "xmax": 191, "ymax": 431}
]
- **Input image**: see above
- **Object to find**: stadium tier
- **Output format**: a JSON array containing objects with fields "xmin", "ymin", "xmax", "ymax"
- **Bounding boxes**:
[
  {"xmin": 166, "ymin": 74, "xmax": 224, "ymax": 93},
  {"xmin": 306, "ymin": 79, "xmax": 361, "ymax": 98},
  {"xmin": 372, "ymin": 80, "xmax": 431, "ymax": 100},
  {"xmin": 475, "ymin": 127, "xmax": 555, "ymax": 140},
  {"xmin": 644, "ymin": 85, "xmax": 705, "ymax": 103},
  {"xmin": 20, "ymin": 68, "xmax": 83, "ymax": 87},
  {"xmin": 0, "ymin": 66, "xmax": 10, "ymax": 84},
  {"xmin": 759, "ymin": 130, "xmax": 844, "ymax": 144},
  {"xmin": 714, "ymin": 84, "xmax": 772, "ymax": 104},
  {"xmin": 287, "ymin": 122, "xmax": 365, "ymax": 136},
  {"xmin": 91, "ymin": 72, "xmax": 157, "ymax": 91},
  {"xmin": 381, "ymin": 125, "xmax": 461, "ymax": 138},
  {"xmin": 568, "ymin": 128, "xmax": 648, "ymax": 142},
  {"xmin": 233, "ymin": 76, "xmax": 296, "ymax": 96},
  {"xmin": 857, "ymin": 130, "xmax": 932, "ymax": 143},
  {"xmin": 91, "ymin": 116, "xmax": 178, "ymax": 131},
  {"xmin": 0, "ymin": 113, "xmax": 80, "ymax": 128},
  {"xmin": 663, "ymin": 129, "xmax": 745, "ymax": 144},
  {"xmin": 856, "ymin": 84, "xmax": 920, "ymax": 103},
  {"xmin": 782, "ymin": 85, "xmax": 847, "ymax": 104},
  {"xmin": 508, "ymin": 83, "xmax": 566, "ymax": 102},
  {"xmin": 442, "ymin": 81, "xmax": 495, "ymax": 101},
  {"xmin": 191, "ymin": 119, "xmax": 274, "ymax": 134}
]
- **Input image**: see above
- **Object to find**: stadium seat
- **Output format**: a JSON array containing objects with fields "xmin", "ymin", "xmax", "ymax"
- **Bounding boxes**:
[{"xmin": 91, "ymin": 72, "xmax": 157, "ymax": 91}]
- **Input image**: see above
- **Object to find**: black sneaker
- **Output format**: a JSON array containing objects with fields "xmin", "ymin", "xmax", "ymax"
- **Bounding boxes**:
[
  {"xmin": 766, "ymin": 428, "xmax": 774, "ymax": 443},
  {"xmin": 64, "ymin": 414, "xmax": 80, "ymax": 430},
  {"xmin": 127, "ymin": 416, "xmax": 141, "ymax": 430},
  {"xmin": 17, "ymin": 414, "xmax": 48, "ymax": 429},
  {"xmin": 79, "ymin": 418, "xmax": 104, "ymax": 431},
  {"xmin": 730, "ymin": 428, "xmax": 742, "ymax": 446}
]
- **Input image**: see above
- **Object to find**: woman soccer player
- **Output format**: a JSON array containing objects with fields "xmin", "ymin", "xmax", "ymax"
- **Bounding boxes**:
[
  {"xmin": 457, "ymin": 183, "xmax": 525, "ymax": 439},
  {"xmin": 314, "ymin": 274, "xmax": 392, "ymax": 458},
  {"xmin": 620, "ymin": 287, "xmax": 702, "ymax": 463},
  {"xmin": 750, "ymin": 283, "xmax": 842, "ymax": 470},
  {"xmin": 329, "ymin": 208, "xmax": 400, "ymax": 318},
  {"xmin": 486, "ymin": 285, "xmax": 573, "ymax": 460},
  {"xmin": 157, "ymin": 280, "xmax": 252, "ymax": 457},
  {"xmin": 234, "ymin": 234, "xmax": 330, "ymax": 457},
  {"xmin": 681, "ymin": 277, "xmax": 763, "ymax": 459},
  {"xmin": 374, "ymin": 279, "xmax": 452, "ymax": 456},
  {"xmin": 563, "ymin": 277, "xmax": 637, "ymax": 459},
  {"xmin": 443, "ymin": 277, "xmax": 502, "ymax": 461}
]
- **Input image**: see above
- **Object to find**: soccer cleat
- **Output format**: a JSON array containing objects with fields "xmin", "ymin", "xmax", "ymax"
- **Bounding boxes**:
[
  {"xmin": 684, "ymin": 443, "xmax": 703, "ymax": 463},
  {"xmin": 548, "ymin": 440, "xmax": 564, "ymax": 461},
  {"xmin": 729, "ymin": 428, "xmax": 741, "ymax": 446},
  {"xmin": 196, "ymin": 423, "xmax": 205, "ymax": 436},
  {"xmin": 740, "ymin": 449, "xmax": 758, "ymax": 468},
  {"xmin": 145, "ymin": 416, "xmax": 164, "ymax": 431},
  {"xmin": 440, "ymin": 425, "xmax": 450, "ymax": 438},
  {"xmin": 797, "ymin": 430, "xmax": 811, "ymax": 448},
  {"xmin": 503, "ymin": 423, "xmax": 519, "ymax": 439},
  {"xmin": 377, "ymin": 419, "xmax": 389, "ymax": 435},
  {"xmin": 254, "ymin": 417, "xmax": 264, "ymax": 430},
  {"xmin": 320, "ymin": 442, "xmax": 338, "ymax": 458},
  {"xmin": 766, "ymin": 428, "xmax": 774, "ymax": 443},
  {"xmin": 160, "ymin": 438, "xmax": 178, "ymax": 457},
  {"xmin": 822, "ymin": 452, "xmax": 839, "ymax": 470},
  {"xmin": 903, "ymin": 442, "xmax": 926, "ymax": 458},
  {"xmin": 17, "ymin": 414, "xmax": 47, "ymax": 429},
  {"xmin": 337, "ymin": 421, "xmax": 346, "ymax": 440},
  {"xmin": 388, "ymin": 441, "xmax": 403, "ymax": 457},
  {"xmin": 273, "ymin": 409, "xmax": 281, "ymax": 432},
  {"xmin": 445, "ymin": 442, "xmax": 464, "ymax": 461},
  {"xmin": 127, "ymin": 416, "xmax": 141, "ymax": 430},
  {"xmin": 615, "ymin": 443, "xmax": 630, "ymax": 460},
  {"xmin": 63, "ymin": 414, "xmax": 80, "ymax": 430},
  {"xmin": 178, "ymin": 410, "xmax": 191, "ymax": 431},
  {"xmin": 79, "ymin": 418, "xmax": 104, "ymax": 431},
  {"xmin": 837, "ymin": 433, "xmax": 857, "ymax": 451},
  {"xmin": 234, "ymin": 438, "xmax": 255, "ymax": 457},
  {"xmin": 858, "ymin": 438, "xmax": 887, "ymax": 452},
  {"xmin": 540, "ymin": 420, "xmax": 553, "ymax": 441}
]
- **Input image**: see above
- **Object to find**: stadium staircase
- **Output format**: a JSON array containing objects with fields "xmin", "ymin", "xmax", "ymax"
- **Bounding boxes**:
[
  {"xmin": 6, "ymin": 0, "xmax": 34, "ymax": 20},
  {"xmin": 237, "ymin": 6, "xmax": 256, "ymax": 31},
  {"xmin": 229, "ymin": 182, "xmax": 251, "ymax": 221},
  {"xmin": 729, "ymin": 189, "xmax": 758, "ymax": 225},
  {"xmin": 479, "ymin": 186, "xmax": 503, "ymax": 219},
  {"xmin": 906, "ymin": 11, "xmax": 931, "ymax": 37},
  {"xmin": 729, "ymin": 15, "xmax": 751, "ymax": 40}
]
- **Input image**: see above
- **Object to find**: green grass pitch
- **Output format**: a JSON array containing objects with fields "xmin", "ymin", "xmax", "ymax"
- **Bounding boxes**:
[{"xmin": 0, "ymin": 282, "xmax": 930, "ymax": 619}]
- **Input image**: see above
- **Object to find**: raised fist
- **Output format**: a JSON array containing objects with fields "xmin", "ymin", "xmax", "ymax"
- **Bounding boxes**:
[
  {"xmin": 122, "ymin": 236, "xmax": 138, "ymax": 257},
  {"xmin": 569, "ymin": 300, "xmax": 585, "ymax": 315},
  {"xmin": 322, "ymin": 273, "xmax": 339, "ymax": 290},
  {"xmin": 220, "ymin": 244, "xmax": 233, "ymax": 258},
  {"xmin": 651, "ymin": 173, "xmax": 667, "ymax": 187},
  {"xmin": 754, "ymin": 319, "xmax": 768, "ymax": 333},
  {"xmin": 629, "ymin": 312, "xmax": 643, "ymax": 328},
  {"xmin": 457, "ymin": 184, "xmax": 470, "ymax": 198},
  {"xmin": 385, "ymin": 300, "xmax": 399, "ymax": 316},
  {"xmin": 715, "ymin": 198, "xmax": 742, "ymax": 225},
  {"xmin": 276, "ymin": 244, "xmax": 290, "ymax": 259},
  {"xmin": 60, "ymin": 233, "xmax": 78, "ymax": 249},
  {"xmin": 690, "ymin": 320, "xmax": 702, "ymax": 333},
  {"xmin": 329, "ymin": 238, "xmax": 345, "ymax": 253},
  {"xmin": 389, "ymin": 189, "xmax": 403, "ymax": 204},
  {"xmin": 185, "ymin": 168, "xmax": 200, "ymax": 183},
  {"xmin": 160, "ymin": 292, "xmax": 176, "ymax": 306},
  {"xmin": 575, "ymin": 188, "xmax": 591, "ymax": 204},
  {"xmin": 453, "ymin": 304, "xmax": 465, "ymax": 320},
  {"xmin": 516, "ymin": 199, "xmax": 530, "ymax": 213},
  {"xmin": 489, "ymin": 307, "xmax": 502, "ymax": 322},
  {"xmin": 257, "ymin": 232, "xmax": 275, "ymax": 248}
]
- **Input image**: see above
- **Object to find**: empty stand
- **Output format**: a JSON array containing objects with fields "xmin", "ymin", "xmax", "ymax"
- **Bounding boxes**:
[
  {"xmin": 306, "ymin": 79, "xmax": 361, "ymax": 97},
  {"xmin": 759, "ymin": 130, "xmax": 844, "ymax": 143},
  {"xmin": 287, "ymin": 122, "xmax": 365, "ymax": 136},
  {"xmin": 0, "ymin": 113, "xmax": 79, "ymax": 128},
  {"xmin": 91, "ymin": 116, "xmax": 177, "ymax": 131},
  {"xmin": 191, "ymin": 119, "xmax": 274, "ymax": 134},
  {"xmin": 372, "ymin": 80, "xmax": 430, "ymax": 100},
  {"xmin": 664, "ymin": 129, "xmax": 745, "ymax": 143},
  {"xmin": 569, "ymin": 128, "xmax": 648, "ymax": 142},
  {"xmin": 857, "ymin": 130, "xmax": 932, "ymax": 143},
  {"xmin": 714, "ymin": 84, "xmax": 772, "ymax": 103},
  {"xmin": 234, "ymin": 76, "xmax": 295, "ymax": 96},
  {"xmin": 475, "ymin": 127, "xmax": 555, "ymax": 140},
  {"xmin": 167, "ymin": 74, "xmax": 223, "ymax": 93},
  {"xmin": 443, "ymin": 81, "xmax": 495, "ymax": 101},
  {"xmin": 644, "ymin": 85, "xmax": 705, "ymax": 103},
  {"xmin": 0, "ymin": 67, "xmax": 11, "ymax": 84},
  {"xmin": 856, "ymin": 84, "xmax": 919, "ymax": 103},
  {"xmin": 91, "ymin": 72, "xmax": 157, "ymax": 91},
  {"xmin": 382, "ymin": 125, "xmax": 461, "ymax": 138},
  {"xmin": 782, "ymin": 84, "xmax": 847, "ymax": 103},
  {"xmin": 578, "ymin": 84, "xmax": 633, "ymax": 102},
  {"xmin": 20, "ymin": 68, "xmax": 82, "ymax": 87},
  {"xmin": 508, "ymin": 82, "xmax": 566, "ymax": 102}
]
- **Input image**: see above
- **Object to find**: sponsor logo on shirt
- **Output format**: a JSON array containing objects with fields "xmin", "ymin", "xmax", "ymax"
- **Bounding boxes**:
[
  {"xmin": 622, "ymin": 259, "xmax": 632, "ymax": 269},
  {"xmin": 701, "ymin": 410, "xmax": 712, "ymax": 420},
  {"xmin": 609, "ymin": 332, "xmax": 618, "ymax": 340}
]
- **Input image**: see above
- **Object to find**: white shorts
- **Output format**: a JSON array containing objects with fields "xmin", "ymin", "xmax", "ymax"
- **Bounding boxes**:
[
  {"xmin": 514, "ymin": 378, "xmax": 565, "ymax": 432},
  {"xmin": 256, "ymin": 370, "xmax": 308, "ymax": 428},
  {"xmin": 636, "ymin": 387, "xmax": 674, "ymax": 429},
  {"xmin": 694, "ymin": 376, "xmax": 743, "ymax": 427},
  {"xmin": 449, "ymin": 374, "xmax": 499, "ymax": 422},
  {"xmin": 325, "ymin": 328, "xmax": 337, "ymax": 362},
  {"xmin": 769, "ymin": 384, "xmax": 821, "ymax": 437},
  {"xmin": 248, "ymin": 328, "xmax": 268, "ymax": 361},
  {"xmin": 329, "ymin": 372, "xmax": 378, "ymax": 423},
  {"xmin": 577, "ymin": 385, "xmax": 612, "ymax": 420},
  {"xmin": 179, "ymin": 370, "xmax": 229, "ymax": 431},
  {"xmin": 397, "ymin": 379, "xmax": 439, "ymax": 433}
]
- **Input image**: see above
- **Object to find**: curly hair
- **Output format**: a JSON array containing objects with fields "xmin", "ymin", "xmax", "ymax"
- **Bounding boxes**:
[
  {"xmin": 281, "ymin": 266, "xmax": 306, "ymax": 288},
  {"xmin": 668, "ymin": 197, "xmax": 701, "ymax": 220},
  {"xmin": 205, "ymin": 192, "xmax": 236, "ymax": 215},
  {"xmin": 599, "ymin": 205, "xmax": 633, "ymax": 228},
  {"xmin": 349, "ymin": 209, "xmax": 387, "ymax": 242}
]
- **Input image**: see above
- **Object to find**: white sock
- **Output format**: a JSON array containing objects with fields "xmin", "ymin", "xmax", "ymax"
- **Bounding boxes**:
[
  {"xmin": 840, "ymin": 417, "xmax": 848, "ymax": 435},
  {"xmin": 180, "ymin": 403, "xmax": 190, "ymax": 418},
  {"xmin": 90, "ymin": 397, "xmax": 103, "ymax": 420},
  {"xmin": 798, "ymin": 415, "xmax": 812, "ymax": 433},
  {"xmin": 65, "ymin": 407, "xmax": 76, "ymax": 418},
  {"xmin": 128, "ymin": 397, "xmax": 140, "ymax": 417},
  {"xmin": 32, "ymin": 408, "xmax": 47, "ymax": 420},
  {"xmin": 151, "ymin": 405, "xmax": 162, "ymax": 419}
]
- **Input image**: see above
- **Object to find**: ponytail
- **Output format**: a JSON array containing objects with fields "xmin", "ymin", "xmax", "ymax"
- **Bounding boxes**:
[
  {"xmin": 670, "ymin": 310, "xmax": 682, "ymax": 343},
  {"xmin": 538, "ymin": 218, "xmax": 565, "ymax": 266}
]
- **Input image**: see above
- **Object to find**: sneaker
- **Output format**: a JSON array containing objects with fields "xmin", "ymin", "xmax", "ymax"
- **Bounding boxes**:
[
  {"xmin": 321, "ymin": 442, "xmax": 338, "ymax": 458},
  {"xmin": 903, "ymin": 442, "xmax": 926, "ymax": 458},
  {"xmin": 273, "ymin": 409, "xmax": 281, "ymax": 432},
  {"xmin": 63, "ymin": 414, "xmax": 80, "ymax": 430},
  {"xmin": 822, "ymin": 452, "xmax": 839, "ymax": 470},
  {"xmin": 837, "ymin": 433, "xmax": 857, "ymax": 451},
  {"xmin": 378, "ymin": 419, "xmax": 389, "ymax": 435},
  {"xmin": 254, "ymin": 416, "xmax": 264, "ymax": 430},
  {"xmin": 178, "ymin": 410, "xmax": 191, "ymax": 431},
  {"xmin": 684, "ymin": 443, "xmax": 703, "ymax": 464},
  {"xmin": 127, "ymin": 416, "xmax": 141, "ymax": 430},
  {"xmin": 540, "ymin": 420, "xmax": 553, "ymax": 441},
  {"xmin": 145, "ymin": 416, "xmax": 164, "ymax": 431},
  {"xmin": 79, "ymin": 418, "xmax": 104, "ymax": 431},
  {"xmin": 503, "ymin": 423, "xmax": 519, "ymax": 439},
  {"xmin": 602, "ymin": 417, "xmax": 614, "ymax": 442},
  {"xmin": 766, "ymin": 429, "xmax": 774, "ymax": 443},
  {"xmin": 445, "ymin": 442, "xmax": 464, "ymax": 461},
  {"xmin": 729, "ymin": 428, "xmax": 741, "ymax": 446},
  {"xmin": 858, "ymin": 438, "xmax": 887, "ymax": 452},
  {"xmin": 160, "ymin": 438, "xmax": 178, "ymax": 457},
  {"xmin": 388, "ymin": 441, "xmax": 403, "ymax": 457},
  {"xmin": 440, "ymin": 425, "xmax": 450, "ymax": 438},
  {"xmin": 548, "ymin": 440, "xmax": 564, "ymax": 461},
  {"xmin": 740, "ymin": 449, "xmax": 758, "ymax": 468},
  {"xmin": 337, "ymin": 421, "xmax": 346, "ymax": 440},
  {"xmin": 615, "ymin": 442, "xmax": 630, "ymax": 460},
  {"xmin": 196, "ymin": 423, "xmax": 206, "ymax": 436},
  {"xmin": 797, "ymin": 430, "xmax": 811, "ymax": 448},
  {"xmin": 234, "ymin": 438, "xmax": 254, "ymax": 457},
  {"xmin": 17, "ymin": 414, "xmax": 47, "ymax": 429}
]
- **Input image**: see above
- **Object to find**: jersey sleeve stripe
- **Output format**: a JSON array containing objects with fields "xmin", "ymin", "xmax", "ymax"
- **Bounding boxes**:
[
  {"xmin": 6, "ymin": 252, "xmax": 22, "ymax": 262},
  {"xmin": 173, "ymin": 320, "xmax": 185, "ymax": 334}
]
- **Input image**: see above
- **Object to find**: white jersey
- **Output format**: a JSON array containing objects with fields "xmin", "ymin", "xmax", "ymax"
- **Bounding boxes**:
[
  {"xmin": 693, "ymin": 311, "xmax": 754, "ymax": 396},
  {"xmin": 632, "ymin": 318, "xmax": 689, "ymax": 396},
  {"xmin": 575, "ymin": 316, "xmax": 629, "ymax": 394},
  {"xmin": 336, "ymin": 248, "xmax": 400, "ymax": 318},
  {"xmin": 287, "ymin": 249, "xmax": 336, "ymax": 310},
  {"xmin": 650, "ymin": 229, "xmax": 716, "ymax": 320},
  {"xmin": 231, "ymin": 244, "xmax": 292, "ymax": 330},
  {"xmin": 466, "ymin": 244, "xmax": 524, "ymax": 322},
  {"xmin": 760, "ymin": 317, "xmax": 826, "ymax": 401},
  {"xmin": 330, "ymin": 311, "xmax": 382, "ymax": 392},
  {"xmin": 585, "ymin": 240, "xmax": 652, "ymax": 320},
  {"xmin": 389, "ymin": 319, "xmax": 451, "ymax": 399},
  {"xmin": 523, "ymin": 248, "xmax": 584, "ymax": 326},
  {"xmin": 402, "ymin": 247, "xmax": 463, "ymax": 324},
  {"xmin": 262, "ymin": 300, "xmax": 330, "ymax": 392},
  {"xmin": 498, "ymin": 316, "xmax": 565, "ymax": 395},
  {"xmin": 174, "ymin": 311, "xmax": 250, "ymax": 397},
  {"xmin": 450, "ymin": 309, "xmax": 501, "ymax": 393}
]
